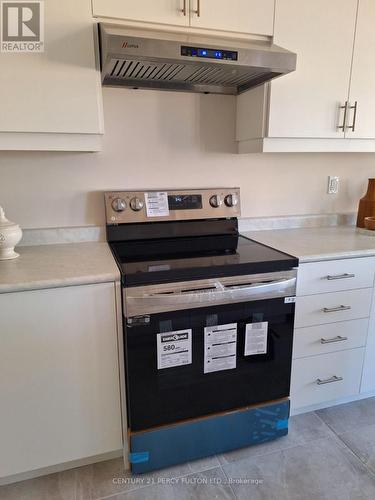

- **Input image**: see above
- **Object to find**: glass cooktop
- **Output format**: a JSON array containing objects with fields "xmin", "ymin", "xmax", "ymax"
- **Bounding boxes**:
[{"xmin": 110, "ymin": 234, "xmax": 298, "ymax": 286}]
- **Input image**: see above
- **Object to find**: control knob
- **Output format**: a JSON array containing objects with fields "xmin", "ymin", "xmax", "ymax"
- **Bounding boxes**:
[
  {"xmin": 224, "ymin": 194, "xmax": 239, "ymax": 207},
  {"xmin": 111, "ymin": 198, "xmax": 126, "ymax": 212},
  {"xmin": 130, "ymin": 197, "xmax": 144, "ymax": 211},
  {"xmin": 209, "ymin": 195, "xmax": 223, "ymax": 208}
]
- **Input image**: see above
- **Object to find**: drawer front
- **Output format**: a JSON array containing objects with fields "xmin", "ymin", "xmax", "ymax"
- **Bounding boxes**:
[
  {"xmin": 294, "ymin": 288, "xmax": 372, "ymax": 328},
  {"xmin": 291, "ymin": 348, "xmax": 364, "ymax": 410},
  {"xmin": 293, "ymin": 318, "xmax": 369, "ymax": 359},
  {"xmin": 297, "ymin": 257, "xmax": 375, "ymax": 296}
]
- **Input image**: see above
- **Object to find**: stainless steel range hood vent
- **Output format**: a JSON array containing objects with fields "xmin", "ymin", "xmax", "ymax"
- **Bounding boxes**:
[{"xmin": 99, "ymin": 24, "xmax": 296, "ymax": 95}]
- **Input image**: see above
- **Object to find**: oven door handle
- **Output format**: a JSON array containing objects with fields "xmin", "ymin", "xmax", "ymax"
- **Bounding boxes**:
[{"xmin": 140, "ymin": 277, "xmax": 297, "ymax": 305}]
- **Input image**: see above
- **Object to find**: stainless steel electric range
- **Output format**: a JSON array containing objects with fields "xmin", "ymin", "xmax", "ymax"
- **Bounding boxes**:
[{"xmin": 105, "ymin": 188, "xmax": 298, "ymax": 473}]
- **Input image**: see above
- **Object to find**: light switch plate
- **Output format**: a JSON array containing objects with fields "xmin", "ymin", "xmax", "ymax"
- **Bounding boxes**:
[{"xmin": 328, "ymin": 176, "xmax": 339, "ymax": 194}]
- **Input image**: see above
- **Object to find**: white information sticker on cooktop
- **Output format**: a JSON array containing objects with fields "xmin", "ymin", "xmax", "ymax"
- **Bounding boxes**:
[
  {"xmin": 157, "ymin": 329, "xmax": 192, "ymax": 369},
  {"xmin": 145, "ymin": 192, "xmax": 169, "ymax": 217},
  {"xmin": 245, "ymin": 322, "xmax": 268, "ymax": 356},
  {"xmin": 204, "ymin": 323, "xmax": 237, "ymax": 374}
]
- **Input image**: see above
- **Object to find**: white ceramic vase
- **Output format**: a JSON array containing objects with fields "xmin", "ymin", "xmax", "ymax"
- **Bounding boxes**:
[{"xmin": 0, "ymin": 206, "xmax": 22, "ymax": 260}]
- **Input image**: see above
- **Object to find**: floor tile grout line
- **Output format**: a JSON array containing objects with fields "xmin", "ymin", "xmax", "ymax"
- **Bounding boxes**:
[
  {"xmin": 218, "ymin": 462, "xmax": 239, "ymax": 500},
  {"xmin": 335, "ymin": 436, "xmax": 375, "ymax": 480},
  {"xmin": 217, "ymin": 440, "xmax": 306, "ymax": 467},
  {"xmin": 313, "ymin": 411, "xmax": 343, "ymax": 437},
  {"xmin": 313, "ymin": 410, "xmax": 375, "ymax": 480}
]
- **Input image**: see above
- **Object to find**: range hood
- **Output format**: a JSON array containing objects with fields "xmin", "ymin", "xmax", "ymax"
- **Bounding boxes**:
[{"xmin": 99, "ymin": 24, "xmax": 296, "ymax": 95}]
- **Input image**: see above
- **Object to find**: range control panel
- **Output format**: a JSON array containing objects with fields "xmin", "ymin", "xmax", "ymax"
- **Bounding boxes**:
[{"xmin": 105, "ymin": 188, "xmax": 241, "ymax": 224}]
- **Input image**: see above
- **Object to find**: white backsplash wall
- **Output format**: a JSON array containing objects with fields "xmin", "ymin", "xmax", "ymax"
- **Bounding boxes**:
[{"xmin": 0, "ymin": 87, "xmax": 374, "ymax": 229}]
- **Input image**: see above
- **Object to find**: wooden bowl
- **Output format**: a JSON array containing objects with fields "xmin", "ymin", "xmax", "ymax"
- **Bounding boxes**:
[{"xmin": 364, "ymin": 217, "xmax": 375, "ymax": 230}]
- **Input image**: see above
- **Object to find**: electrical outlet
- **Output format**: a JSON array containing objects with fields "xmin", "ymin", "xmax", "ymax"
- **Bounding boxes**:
[{"xmin": 328, "ymin": 176, "xmax": 339, "ymax": 194}]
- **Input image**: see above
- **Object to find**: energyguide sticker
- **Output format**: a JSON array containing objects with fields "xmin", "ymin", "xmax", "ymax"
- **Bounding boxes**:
[
  {"xmin": 245, "ymin": 322, "xmax": 268, "ymax": 356},
  {"xmin": 145, "ymin": 192, "xmax": 169, "ymax": 217},
  {"xmin": 204, "ymin": 323, "xmax": 237, "ymax": 374},
  {"xmin": 157, "ymin": 329, "xmax": 192, "ymax": 369}
]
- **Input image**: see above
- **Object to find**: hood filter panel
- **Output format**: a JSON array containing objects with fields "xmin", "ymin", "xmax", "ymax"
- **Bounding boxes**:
[{"xmin": 104, "ymin": 58, "xmax": 275, "ymax": 94}]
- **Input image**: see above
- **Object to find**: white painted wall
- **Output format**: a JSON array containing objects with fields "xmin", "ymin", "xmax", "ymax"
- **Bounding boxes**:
[{"xmin": 0, "ymin": 87, "xmax": 374, "ymax": 229}]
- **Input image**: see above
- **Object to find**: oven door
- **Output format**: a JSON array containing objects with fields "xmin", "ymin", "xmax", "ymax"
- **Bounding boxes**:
[{"xmin": 124, "ymin": 270, "xmax": 296, "ymax": 432}]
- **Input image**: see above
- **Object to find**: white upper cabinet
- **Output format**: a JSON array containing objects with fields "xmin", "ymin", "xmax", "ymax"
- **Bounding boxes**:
[
  {"xmin": 0, "ymin": 0, "xmax": 103, "ymax": 151},
  {"xmin": 268, "ymin": 0, "xmax": 357, "ymax": 138},
  {"xmin": 189, "ymin": 0, "xmax": 274, "ymax": 36},
  {"xmin": 92, "ymin": 0, "xmax": 274, "ymax": 36},
  {"xmin": 236, "ymin": 0, "xmax": 375, "ymax": 152},
  {"xmin": 346, "ymin": 0, "xmax": 375, "ymax": 139},
  {"xmin": 92, "ymin": 0, "xmax": 189, "ymax": 27}
]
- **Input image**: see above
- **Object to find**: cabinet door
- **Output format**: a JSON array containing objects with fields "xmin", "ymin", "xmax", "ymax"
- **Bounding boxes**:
[
  {"xmin": 0, "ymin": 283, "xmax": 122, "ymax": 478},
  {"xmin": 189, "ymin": 0, "xmax": 274, "ymax": 36},
  {"xmin": 92, "ymin": 0, "xmax": 189, "ymax": 26},
  {"xmin": 0, "ymin": 0, "xmax": 103, "ymax": 150},
  {"xmin": 267, "ymin": 0, "xmax": 357, "ymax": 138},
  {"xmin": 346, "ymin": 0, "xmax": 375, "ymax": 139}
]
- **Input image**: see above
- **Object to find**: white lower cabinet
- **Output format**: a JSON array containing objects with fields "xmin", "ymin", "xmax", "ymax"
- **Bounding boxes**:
[
  {"xmin": 294, "ymin": 288, "xmax": 373, "ymax": 328},
  {"xmin": 293, "ymin": 319, "xmax": 368, "ymax": 359},
  {"xmin": 361, "ymin": 342, "xmax": 375, "ymax": 394},
  {"xmin": 361, "ymin": 285, "xmax": 375, "ymax": 394},
  {"xmin": 291, "ymin": 256, "xmax": 375, "ymax": 413},
  {"xmin": 296, "ymin": 257, "xmax": 375, "ymax": 296},
  {"xmin": 291, "ymin": 348, "xmax": 365, "ymax": 410},
  {"xmin": 0, "ymin": 283, "xmax": 122, "ymax": 479}
]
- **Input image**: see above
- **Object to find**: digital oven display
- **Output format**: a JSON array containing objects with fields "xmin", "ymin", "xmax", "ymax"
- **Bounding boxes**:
[{"xmin": 168, "ymin": 194, "xmax": 203, "ymax": 210}]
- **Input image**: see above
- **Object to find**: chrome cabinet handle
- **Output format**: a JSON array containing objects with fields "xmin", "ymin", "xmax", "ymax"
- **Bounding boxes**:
[
  {"xmin": 337, "ymin": 101, "xmax": 348, "ymax": 131},
  {"xmin": 347, "ymin": 101, "xmax": 358, "ymax": 132},
  {"xmin": 326, "ymin": 273, "xmax": 355, "ymax": 281},
  {"xmin": 194, "ymin": 0, "xmax": 201, "ymax": 16},
  {"xmin": 320, "ymin": 335, "xmax": 348, "ymax": 344},
  {"xmin": 317, "ymin": 375, "xmax": 343, "ymax": 385},
  {"xmin": 181, "ymin": 0, "xmax": 187, "ymax": 16},
  {"xmin": 323, "ymin": 305, "xmax": 351, "ymax": 313}
]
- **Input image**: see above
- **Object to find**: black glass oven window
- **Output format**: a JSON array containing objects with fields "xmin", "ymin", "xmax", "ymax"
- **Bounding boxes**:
[{"xmin": 124, "ymin": 297, "xmax": 294, "ymax": 431}]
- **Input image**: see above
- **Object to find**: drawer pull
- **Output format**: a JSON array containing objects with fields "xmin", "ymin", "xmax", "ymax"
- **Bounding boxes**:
[
  {"xmin": 320, "ymin": 335, "xmax": 348, "ymax": 344},
  {"xmin": 323, "ymin": 305, "xmax": 351, "ymax": 313},
  {"xmin": 326, "ymin": 273, "xmax": 355, "ymax": 280},
  {"xmin": 316, "ymin": 375, "xmax": 343, "ymax": 385}
]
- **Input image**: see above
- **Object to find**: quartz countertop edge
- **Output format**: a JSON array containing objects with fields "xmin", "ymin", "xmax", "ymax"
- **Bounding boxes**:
[
  {"xmin": 242, "ymin": 226, "xmax": 375, "ymax": 263},
  {"xmin": 0, "ymin": 242, "xmax": 120, "ymax": 294}
]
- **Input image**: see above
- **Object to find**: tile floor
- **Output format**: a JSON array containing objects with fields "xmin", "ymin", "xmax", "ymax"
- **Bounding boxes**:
[{"xmin": 2, "ymin": 398, "xmax": 375, "ymax": 500}]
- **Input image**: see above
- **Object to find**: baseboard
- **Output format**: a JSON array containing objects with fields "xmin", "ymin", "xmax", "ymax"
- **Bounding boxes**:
[
  {"xmin": 290, "ymin": 390, "xmax": 375, "ymax": 416},
  {"xmin": 0, "ymin": 449, "xmax": 124, "ymax": 486}
]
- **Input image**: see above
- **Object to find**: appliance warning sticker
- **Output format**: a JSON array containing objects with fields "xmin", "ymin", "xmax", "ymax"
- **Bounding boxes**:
[
  {"xmin": 245, "ymin": 322, "xmax": 268, "ymax": 356},
  {"xmin": 145, "ymin": 192, "xmax": 170, "ymax": 217},
  {"xmin": 204, "ymin": 323, "xmax": 237, "ymax": 374},
  {"xmin": 157, "ymin": 329, "xmax": 192, "ymax": 369}
]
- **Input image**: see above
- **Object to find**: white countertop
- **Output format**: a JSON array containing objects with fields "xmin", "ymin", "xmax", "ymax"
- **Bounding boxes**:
[
  {"xmin": 243, "ymin": 226, "xmax": 375, "ymax": 263},
  {"xmin": 0, "ymin": 242, "xmax": 120, "ymax": 293},
  {"xmin": 2, "ymin": 226, "xmax": 375, "ymax": 293}
]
